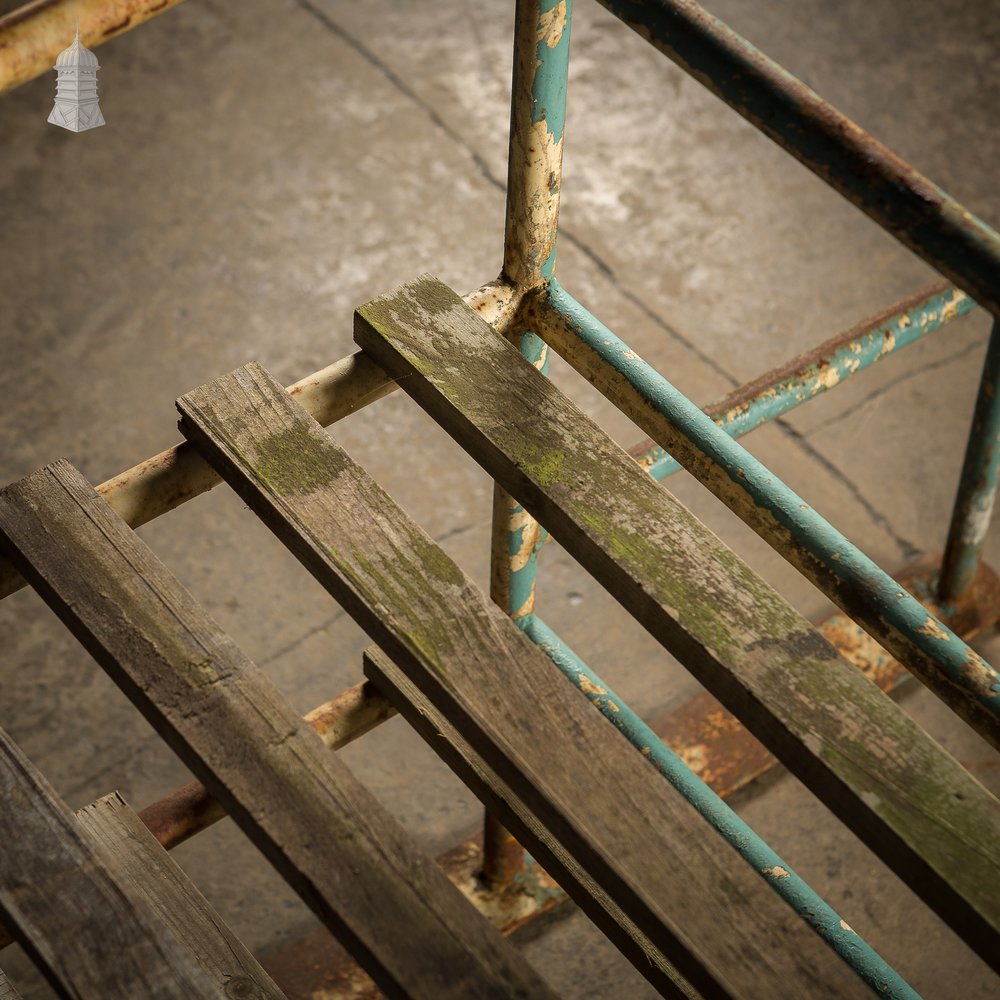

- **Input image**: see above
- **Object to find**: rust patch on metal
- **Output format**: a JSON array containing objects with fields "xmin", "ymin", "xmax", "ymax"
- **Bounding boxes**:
[
  {"xmin": 103, "ymin": 15, "xmax": 132, "ymax": 35},
  {"xmin": 650, "ymin": 553, "xmax": 1000, "ymax": 799},
  {"xmin": 260, "ymin": 831, "xmax": 563, "ymax": 1000},
  {"xmin": 962, "ymin": 651, "xmax": 999, "ymax": 699},
  {"xmin": 138, "ymin": 778, "xmax": 224, "ymax": 850}
]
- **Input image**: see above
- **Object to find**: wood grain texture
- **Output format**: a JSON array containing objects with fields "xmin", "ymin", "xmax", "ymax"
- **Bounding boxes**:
[
  {"xmin": 76, "ymin": 792, "xmax": 285, "ymax": 1000},
  {"xmin": 0, "ymin": 461, "xmax": 553, "ymax": 1000},
  {"xmin": 362, "ymin": 647, "xmax": 702, "ymax": 1000},
  {"xmin": 0, "ymin": 724, "xmax": 217, "ymax": 999},
  {"xmin": 0, "ymin": 968, "xmax": 21, "ymax": 999},
  {"xmin": 353, "ymin": 275, "xmax": 1000, "ymax": 968},
  {"xmin": 176, "ymin": 360, "xmax": 870, "ymax": 1000}
]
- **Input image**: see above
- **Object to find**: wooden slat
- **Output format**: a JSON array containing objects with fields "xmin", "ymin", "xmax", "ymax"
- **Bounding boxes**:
[
  {"xmin": 353, "ymin": 275, "xmax": 1000, "ymax": 968},
  {"xmin": 76, "ymin": 792, "xmax": 285, "ymax": 1000},
  {"xmin": 176, "ymin": 360, "xmax": 871, "ymax": 1000},
  {"xmin": 362, "ymin": 646, "xmax": 702, "ymax": 1000},
  {"xmin": 0, "ymin": 724, "xmax": 217, "ymax": 999},
  {"xmin": 0, "ymin": 968, "xmax": 21, "ymax": 1000},
  {"xmin": 0, "ymin": 461, "xmax": 555, "ymax": 1000}
]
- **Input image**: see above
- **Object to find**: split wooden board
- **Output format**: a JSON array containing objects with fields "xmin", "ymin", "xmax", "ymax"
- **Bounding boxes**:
[
  {"xmin": 76, "ymin": 792, "xmax": 285, "ymax": 1000},
  {"xmin": 353, "ymin": 275, "xmax": 1000, "ymax": 970},
  {"xmin": 0, "ymin": 460, "xmax": 554, "ymax": 1000},
  {"xmin": 0, "ymin": 724, "xmax": 218, "ymax": 998},
  {"xmin": 176, "ymin": 359, "xmax": 871, "ymax": 999}
]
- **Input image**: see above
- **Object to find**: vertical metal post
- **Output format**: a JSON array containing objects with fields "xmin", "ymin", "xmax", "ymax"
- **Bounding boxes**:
[
  {"xmin": 483, "ymin": 0, "xmax": 571, "ymax": 888},
  {"xmin": 940, "ymin": 317, "xmax": 1000, "ymax": 602}
]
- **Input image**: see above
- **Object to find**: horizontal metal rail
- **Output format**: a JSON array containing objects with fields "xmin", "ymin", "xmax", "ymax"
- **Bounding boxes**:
[
  {"xmin": 622, "ymin": 283, "xmax": 976, "ymax": 479},
  {"xmin": 529, "ymin": 279, "xmax": 1000, "ymax": 748},
  {"xmin": 940, "ymin": 319, "xmax": 1000, "ymax": 602},
  {"xmin": 0, "ymin": 280, "xmax": 519, "ymax": 602},
  {"xmin": 0, "ymin": 678, "xmax": 396, "ymax": 953},
  {"xmin": 0, "ymin": 0, "xmax": 188, "ymax": 94},
  {"xmin": 521, "ymin": 613, "xmax": 918, "ymax": 1000},
  {"xmin": 597, "ymin": 0, "xmax": 1000, "ymax": 318}
]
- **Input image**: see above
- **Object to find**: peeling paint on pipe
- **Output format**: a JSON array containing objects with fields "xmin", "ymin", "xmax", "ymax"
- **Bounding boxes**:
[
  {"xmin": 522, "ymin": 613, "xmax": 921, "ymax": 1000},
  {"xmin": 940, "ymin": 318, "xmax": 1000, "ymax": 602},
  {"xmin": 532, "ymin": 280, "xmax": 1000, "ymax": 748},
  {"xmin": 625, "ymin": 283, "xmax": 977, "ymax": 479},
  {"xmin": 502, "ymin": 0, "xmax": 572, "ymax": 288},
  {"xmin": 0, "ymin": 0, "xmax": 188, "ymax": 94},
  {"xmin": 597, "ymin": 0, "xmax": 1000, "ymax": 316}
]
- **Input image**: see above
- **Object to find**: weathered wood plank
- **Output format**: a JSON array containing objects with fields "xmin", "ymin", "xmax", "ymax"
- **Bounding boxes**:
[
  {"xmin": 363, "ymin": 647, "xmax": 703, "ymax": 1000},
  {"xmin": 0, "ymin": 461, "xmax": 555, "ymax": 1000},
  {"xmin": 176, "ymin": 360, "xmax": 871, "ymax": 1000},
  {"xmin": 353, "ymin": 275, "xmax": 1000, "ymax": 968},
  {"xmin": 0, "ymin": 724, "xmax": 218, "ymax": 999},
  {"xmin": 76, "ymin": 792, "xmax": 285, "ymax": 1000}
]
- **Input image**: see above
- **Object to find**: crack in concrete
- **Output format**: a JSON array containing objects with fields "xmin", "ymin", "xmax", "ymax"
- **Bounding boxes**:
[
  {"xmin": 294, "ymin": 0, "xmax": 500, "ymax": 190},
  {"xmin": 805, "ymin": 339, "xmax": 982, "ymax": 438},
  {"xmin": 775, "ymin": 417, "xmax": 921, "ymax": 561}
]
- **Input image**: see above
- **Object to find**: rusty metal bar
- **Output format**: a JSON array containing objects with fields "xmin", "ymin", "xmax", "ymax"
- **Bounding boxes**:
[
  {"xmin": 530, "ymin": 280, "xmax": 1000, "ymax": 748},
  {"xmin": 0, "ymin": 0, "xmax": 188, "ymax": 94},
  {"xmin": 940, "ymin": 319, "xmax": 1000, "ymax": 603},
  {"xmin": 596, "ymin": 0, "xmax": 1000, "ymax": 317},
  {"xmin": 484, "ymin": 0, "xmax": 573, "ymax": 889},
  {"xmin": 0, "ymin": 280, "xmax": 519, "ymax": 604},
  {"xmin": 624, "ymin": 283, "xmax": 976, "ymax": 479},
  {"xmin": 521, "ymin": 613, "xmax": 920, "ymax": 1000},
  {"xmin": 0, "ymin": 679, "xmax": 395, "ymax": 951},
  {"xmin": 140, "ymin": 680, "xmax": 396, "ymax": 852},
  {"xmin": 501, "ymin": 0, "xmax": 571, "ymax": 291}
]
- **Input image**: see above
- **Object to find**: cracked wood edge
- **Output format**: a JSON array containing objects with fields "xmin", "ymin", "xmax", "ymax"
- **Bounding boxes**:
[
  {"xmin": 353, "ymin": 274, "xmax": 1000, "ymax": 970},
  {"xmin": 176, "ymin": 359, "xmax": 871, "ymax": 1000},
  {"xmin": 76, "ymin": 792, "xmax": 285, "ymax": 1000},
  {"xmin": 0, "ymin": 724, "xmax": 217, "ymax": 999},
  {"xmin": 0, "ymin": 460, "xmax": 555, "ymax": 1000}
]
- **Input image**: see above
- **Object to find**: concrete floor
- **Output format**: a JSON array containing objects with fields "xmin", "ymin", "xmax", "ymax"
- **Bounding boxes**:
[{"xmin": 1, "ymin": 0, "xmax": 999, "ymax": 996}]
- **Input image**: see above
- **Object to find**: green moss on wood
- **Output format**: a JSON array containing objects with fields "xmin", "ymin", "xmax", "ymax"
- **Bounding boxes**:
[{"xmin": 254, "ymin": 423, "xmax": 346, "ymax": 496}]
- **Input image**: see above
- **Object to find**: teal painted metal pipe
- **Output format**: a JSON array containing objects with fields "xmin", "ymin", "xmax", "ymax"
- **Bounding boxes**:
[
  {"xmin": 635, "ymin": 286, "xmax": 976, "ymax": 481},
  {"xmin": 522, "ymin": 614, "xmax": 921, "ymax": 999},
  {"xmin": 506, "ymin": 332, "xmax": 550, "ymax": 619},
  {"xmin": 595, "ymin": 0, "xmax": 1000, "ymax": 317},
  {"xmin": 537, "ymin": 281, "xmax": 1000, "ymax": 746},
  {"xmin": 502, "ymin": 0, "xmax": 572, "ymax": 288},
  {"xmin": 940, "ymin": 318, "xmax": 1000, "ymax": 602}
]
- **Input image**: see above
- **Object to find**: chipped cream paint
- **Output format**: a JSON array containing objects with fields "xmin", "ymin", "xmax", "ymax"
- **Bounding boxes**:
[
  {"xmin": 538, "ymin": 1, "xmax": 567, "ymax": 49},
  {"xmin": 510, "ymin": 580, "xmax": 537, "ymax": 622},
  {"xmin": 940, "ymin": 293, "xmax": 962, "ymax": 323},
  {"xmin": 917, "ymin": 615, "xmax": 950, "ymax": 641},
  {"xmin": 877, "ymin": 329, "xmax": 897, "ymax": 359},
  {"xmin": 839, "ymin": 919, "xmax": 856, "ymax": 934},
  {"xmin": 963, "ymin": 651, "xmax": 1000, "ymax": 698},
  {"xmin": 958, "ymin": 492, "xmax": 996, "ymax": 546},
  {"xmin": 508, "ymin": 505, "xmax": 541, "ymax": 573},
  {"xmin": 576, "ymin": 674, "xmax": 607, "ymax": 697},
  {"xmin": 811, "ymin": 365, "xmax": 842, "ymax": 394},
  {"xmin": 762, "ymin": 866, "xmax": 790, "ymax": 879},
  {"xmin": 502, "ymin": 1, "xmax": 569, "ymax": 287}
]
